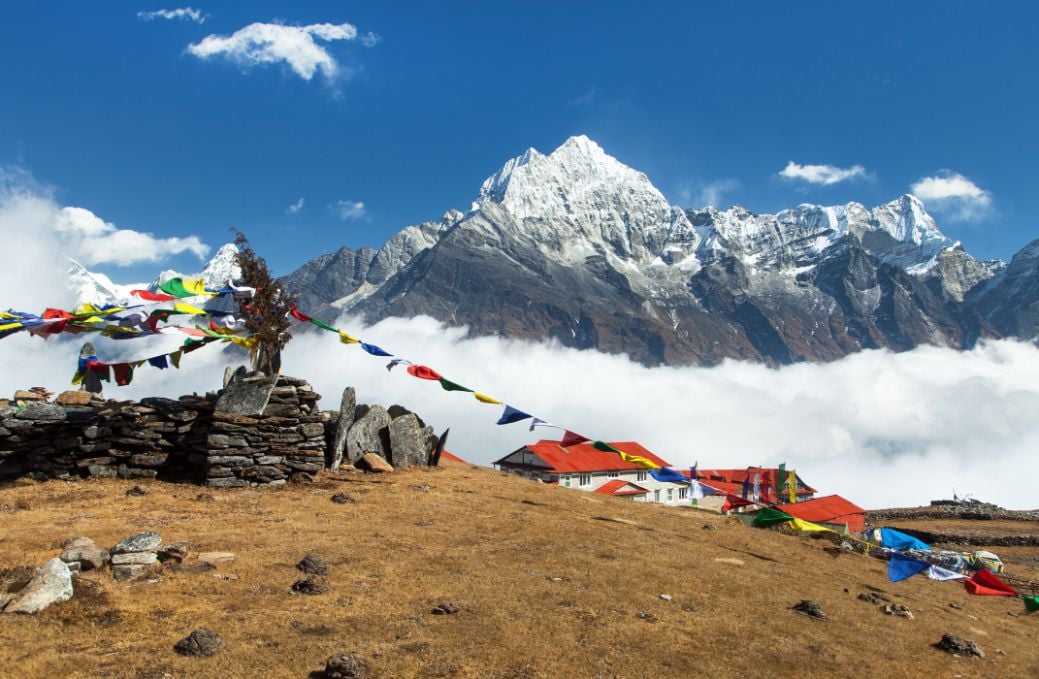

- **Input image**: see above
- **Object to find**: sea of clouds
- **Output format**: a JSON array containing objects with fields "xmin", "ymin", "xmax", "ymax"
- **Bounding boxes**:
[{"xmin": 3, "ymin": 174, "xmax": 1038, "ymax": 510}]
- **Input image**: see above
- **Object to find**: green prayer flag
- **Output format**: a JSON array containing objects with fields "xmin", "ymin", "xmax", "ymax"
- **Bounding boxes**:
[
  {"xmin": 592, "ymin": 441, "xmax": 621, "ymax": 453},
  {"xmin": 778, "ymin": 462, "xmax": 786, "ymax": 491},
  {"xmin": 439, "ymin": 378, "xmax": 473, "ymax": 393},
  {"xmin": 1024, "ymin": 594, "xmax": 1039, "ymax": 612},
  {"xmin": 157, "ymin": 277, "xmax": 194, "ymax": 299},
  {"xmin": 310, "ymin": 318, "xmax": 338, "ymax": 333},
  {"xmin": 751, "ymin": 507, "xmax": 795, "ymax": 527}
]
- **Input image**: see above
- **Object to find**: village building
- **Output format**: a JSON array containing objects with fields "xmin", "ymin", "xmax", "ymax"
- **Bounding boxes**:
[
  {"xmin": 494, "ymin": 440, "xmax": 692, "ymax": 506},
  {"xmin": 774, "ymin": 494, "xmax": 867, "ymax": 532}
]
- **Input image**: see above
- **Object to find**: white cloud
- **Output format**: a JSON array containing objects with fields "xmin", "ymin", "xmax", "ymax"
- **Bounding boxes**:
[
  {"xmin": 187, "ymin": 21, "xmax": 360, "ymax": 80},
  {"xmin": 3, "ymin": 283, "xmax": 1037, "ymax": 510},
  {"xmin": 360, "ymin": 31, "xmax": 382, "ymax": 48},
  {"xmin": 287, "ymin": 198, "xmax": 305, "ymax": 214},
  {"xmin": 137, "ymin": 7, "xmax": 206, "ymax": 24},
  {"xmin": 333, "ymin": 199, "xmax": 366, "ymax": 221},
  {"xmin": 53, "ymin": 207, "xmax": 209, "ymax": 266},
  {"xmin": 779, "ymin": 161, "xmax": 868, "ymax": 186},
  {"xmin": 911, "ymin": 171, "xmax": 993, "ymax": 222}
]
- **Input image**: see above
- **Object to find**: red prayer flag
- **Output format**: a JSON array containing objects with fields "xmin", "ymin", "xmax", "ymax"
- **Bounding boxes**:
[
  {"xmin": 43, "ymin": 308, "xmax": 73, "ymax": 320},
  {"xmin": 721, "ymin": 494, "xmax": 755, "ymax": 513},
  {"xmin": 964, "ymin": 569, "xmax": 1018, "ymax": 597},
  {"xmin": 406, "ymin": 365, "xmax": 442, "ymax": 381},
  {"xmin": 560, "ymin": 431, "xmax": 590, "ymax": 448},
  {"xmin": 289, "ymin": 305, "xmax": 312, "ymax": 323},
  {"xmin": 131, "ymin": 289, "xmax": 176, "ymax": 302},
  {"xmin": 111, "ymin": 363, "xmax": 133, "ymax": 386}
]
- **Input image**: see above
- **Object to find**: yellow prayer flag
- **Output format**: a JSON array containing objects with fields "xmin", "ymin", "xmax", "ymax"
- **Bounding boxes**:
[
  {"xmin": 618, "ymin": 451, "xmax": 661, "ymax": 470},
  {"xmin": 183, "ymin": 279, "xmax": 216, "ymax": 296},
  {"xmin": 0, "ymin": 311, "xmax": 19, "ymax": 319},
  {"xmin": 473, "ymin": 392, "xmax": 502, "ymax": 405},
  {"xmin": 787, "ymin": 470, "xmax": 796, "ymax": 504},
  {"xmin": 789, "ymin": 517, "xmax": 835, "ymax": 533},
  {"xmin": 170, "ymin": 350, "xmax": 182, "ymax": 369},
  {"xmin": 0, "ymin": 321, "xmax": 23, "ymax": 332},
  {"xmin": 173, "ymin": 302, "xmax": 207, "ymax": 316},
  {"xmin": 225, "ymin": 335, "xmax": 257, "ymax": 348},
  {"xmin": 338, "ymin": 330, "xmax": 360, "ymax": 344}
]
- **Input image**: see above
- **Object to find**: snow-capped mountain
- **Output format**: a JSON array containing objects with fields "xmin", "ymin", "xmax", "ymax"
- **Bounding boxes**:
[
  {"xmin": 283, "ymin": 135, "xmax": 1031, "ymax": 365},
  {"xmin": 69, "ymin": 242, "xmax": 241, "ymax": 306}
]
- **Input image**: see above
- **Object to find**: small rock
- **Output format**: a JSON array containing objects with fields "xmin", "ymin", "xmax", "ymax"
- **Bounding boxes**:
[
  {"xmin": 56, "ymin": 390, "xmax": 92, "ymax": 406},
  {"xmin": 857, "ymin": 592, "xmax": 890, "ymax": 605},
  {"xmin": 61, "ymin": 536, "xmax": 96, "ymax": 550},
  {"xmin": 635, "ymin": 610, "xmax": 657, "ymax": 622},
  {"xmin": 125, "ymin": 485, "xmax": 148, "ymax": 497},
  {"xmin": 659, "ymin": 594, "xmax": 673, "ymax": 602},
  {"xmin": 111, "ymin": 552, "xmax": 158, "ymax": 566},
  {"xmin": 60, "ymin": 544, "xmax": 110, "ymax": 572},
  {"xmin": 431, "ymin": 603, "xmax": 460, "ymax": 615},
  {"xmin": 702, "ymin": 524, "xmax": 716, "ymax": 531},
  {"xmin": 197, "ymin": 552, "xmax": 235, "ymax": 568},
  {"xmin": 292, "ymin": 576, "xmax": 330, "ymax": 595},
  {"xmin": 331, "ymin": 493, "xmax": 355, "ymax": 504},
  {"xmin": 111, "ymin": 564, "xmax": 151, "ymax": 581},
  {"xmin": 157, "ymin": 542, "xmax": 190, "ymax": 565},
  {"xmin": 196, "ymin": 492, "xmax": 216, "ymax": 502},
  {"xmin": 324, "ymin": 652, "xmax": 369, "ymax": 679},
  {"xmin": 792, "ymin": 599, "xmax": 826, "ymax": 621},
  {"xmin": 13, "ymin": 389, "xmax": 45, "ymax": 402},
  {"xmin": 111, "ymin": 531, "xmax": 162, "ymax": 554},
  {"xmin": 949, "ymin": 602, "xmax": 963, "ymax": 610},
  {"xmin": 934, "ymin": 633, "xmax": 984, "ymax": 658},
  {"xmin": 297, "ymin": 553, "xmax": 329, "ymax": 576},
  {"xmin": 357, "ymin": 453, "xmax": 394, "ymax": 473},
  {"xmin": 289, "ymin": 471, "xmax": 315, "ymax": 485},
  {"xmin": 881, "ymin": 603, "xmax": 913, "ymax": 619},
  {"xmin": 3, "ymin": 558, "xmax": 73, "ymax": 614},
  {"xmin": 174, "ymin": 628, "xmax": 225, "ymax": 657}
]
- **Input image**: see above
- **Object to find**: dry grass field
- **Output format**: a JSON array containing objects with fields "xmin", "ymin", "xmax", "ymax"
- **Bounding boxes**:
[{"xmin": 1, "ymin": 462, "xmax": 1037, "ymax": 678}]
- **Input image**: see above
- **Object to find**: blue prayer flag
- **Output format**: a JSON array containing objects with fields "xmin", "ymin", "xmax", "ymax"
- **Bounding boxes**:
[
  {"xmin": 888, "ymin": 553, "xmax": 930, "ymax": 582},
  {"xmin": 147, "ymin": 355, "xmax": 169, "ymax": 370},
  {"xmin": 650, "ymin": 467, "xmax": 689, "ymax": 483},
  {"xmin": 361, "ymin": 343, "xmax": 392, "ymax": 357},
  {"xmin": 496, "ymin": 405, "xmax": 532, "ymax": 425}
]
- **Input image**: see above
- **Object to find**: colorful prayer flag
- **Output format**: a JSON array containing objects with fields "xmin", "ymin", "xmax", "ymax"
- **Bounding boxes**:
[
  {"xmin": 361, "ymin": 342, "xmax": 392, "ymax": 357},
  {"xmin": 112, "ymin": 363, "xmax": 134, "ymax": 386},
  {"xmin": 496, "ymin": 405, "xmax": 532, "ymax": 425},
  {"xmin": 964, "ymin": 569, "xmax": 1018, "ymax": 597},
  {"xmin": 618, "ymin": 451, "xmax": 661, "ymax": 470},
  {"xmin": 147, "ymin": 355, "xmax": 169, "ymax": 370},
  {"xmin": 170, "ymin": 350, "xmax": 182, "ymax": 369},
  {"xmin": 560, "ymin": 431, "xmax": 589, "ymax": 447},
  {"xmin": 439, "ymin": 378, "xmax": 473, "ymax": 392},
  {"xmin": 289, "ymin": 306, "xmax": 313, "ymax": 323},
  {"xmin": 473, "ymin": 392, "xmax": 502, "ymax": 404},
  {"xmin": 339, "ymin": 330, "xmax": 360, "ymax": 344},
  {"xmin": 407, "ymin": 365, "xmax": 442, "ymax": 380},
  {"xmin": 650, "ymin": 467, "xmax": 690, "ymax": 483},
  {"xmin": 888, "ymin": 554, "xmax": 930, "ymax": 582}
]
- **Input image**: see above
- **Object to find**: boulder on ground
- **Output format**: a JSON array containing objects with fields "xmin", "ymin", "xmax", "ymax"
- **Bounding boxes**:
[
  {"xmin": 297, "ymin": 553, "xmax": 329, "ymax": 576},
  {"xmin": 174, "ymin": 628, "xmax": 225, "ymax": 657},
  {"xmin": 111, "ymin": 531, "xmax": 162, "ymax": 554},
  {"xmin": 346, "ymin": 406, "xmax": 391, "ymax": 463},
  {"xmin": 324, "ymin": 653, "xmax": 369, "ymax": 679},
  {"xmin": 3, "ymin": 558, "xmax": 73, "ymax": 614},
  {"xmin": 357, "ymin": 453, "xmax": 394, "ymax": 474}
]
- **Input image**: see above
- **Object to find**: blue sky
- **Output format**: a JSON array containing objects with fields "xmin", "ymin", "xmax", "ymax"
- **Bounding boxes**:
[{"xmin": 2, "ymin": 2, "xmax": 1037, "ymax": 279}]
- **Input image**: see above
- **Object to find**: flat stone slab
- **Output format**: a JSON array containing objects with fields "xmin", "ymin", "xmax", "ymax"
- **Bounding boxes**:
[
  {"xmin": 197, "ymin": 552, "xmax": 235, "ymax": 567},
  {"xmin": 111, "ymin": 531, "xmax": 162, "ymax": 554},
  {"xmin": 111, "ymin": 552, "xmax": 158, "ymax": 566},
  {"xmin": 214, "ymin": 378, "xmax": 275, "ymax": 417}
]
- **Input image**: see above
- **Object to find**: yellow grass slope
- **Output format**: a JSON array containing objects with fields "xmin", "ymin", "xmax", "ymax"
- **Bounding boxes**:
[{"xmin": 0, "ymin": 463, "xmax": 1036, "ymax": 678}]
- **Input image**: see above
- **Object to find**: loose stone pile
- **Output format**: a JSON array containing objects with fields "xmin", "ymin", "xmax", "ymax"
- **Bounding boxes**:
[{"xmin": 110, "ymin": 531, "xmax": 162, "ymax": 581}]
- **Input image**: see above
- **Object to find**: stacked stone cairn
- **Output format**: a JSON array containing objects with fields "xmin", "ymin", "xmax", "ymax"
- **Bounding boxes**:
[
  {"xmin": 198, "ymin": 371, "xmax": 326, "ymax": 487},
  {"xmin": 0, "ymin": 370, "xmax": 446, "ymax": 486},
  {"xmin": 109, "ymin": 531, "xmax": 162, "ymax": 581}
]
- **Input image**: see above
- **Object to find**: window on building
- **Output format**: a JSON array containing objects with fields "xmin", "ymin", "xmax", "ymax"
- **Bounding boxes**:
[
  {"xmin": 637, "ymin": 471, "xmax": 647, "ymax": 482},
  {"xmin": 579, "ymin": 474, "xmax": 591, "ymax": 486},
  {"xmin": 679, "ymin": 487, "xmax": 688, "ymax": 500},
  {"xmin": 607, "ymin": 471, "xmax": 619, "ymax": 478},
  {"xmin": 563, "ymin": 475, "xmax": 571, "ymax": 488},
  {"xmin": 653, "ymin": 489, "xmax": 660, "ymax": 502},
  {"xmin": 667, "ymin": 489, "xmax": 673, "ymax": 502}
]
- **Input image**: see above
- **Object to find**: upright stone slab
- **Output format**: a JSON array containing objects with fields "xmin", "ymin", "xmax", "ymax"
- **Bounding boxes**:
[
  {"xmin": 3, "ymin": 558, "xmax": 73, "ymax": 614},
  {"xmin": 345, "ymin": 405, "xmax": 390, "ymax": 463},
  {"xmin": 214, "ymin": 375, "xmax": 275, "ymax": 417},
  {"xmin": 330, "ymin": 387, "xmax": 355, "ymax": 471},
  {"xmin": 387, "ymin": 414, "xmax": 428, "ymax": 468}
]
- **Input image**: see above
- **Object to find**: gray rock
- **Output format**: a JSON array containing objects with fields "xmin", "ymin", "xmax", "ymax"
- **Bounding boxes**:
[
  {"xmin": 14, "ymin": 402, "xmax": 66, "ymax": 421},
  {"xmin": 110, "ymin": 531, "xmax": 162, "ymax": 554},
  {"xmin": 214, "ymin": 377, "xmax": 274, "ymax": 417},
  {"xmin": 299, "ymin": 422, "xmax": 324, "ymax": 438},
  {"xmin": 791, "ymin": 599, "xmax": 826, "ymax": 620},
  {"xmin": 110, "ymin": 552, "xmax": 159, "ymax": 566},
  {"xmin": 174, "ymin": 628, "xmax": 225, "ymax": 657},
  {"xmin": 292, "ymin": 576, "xmax": 330, "ymax": 595},
  {"xmin": 324, "ymin": 653, "xmax": 369, "ymax": 679},
  {"xmin": 387, "ymin": 414, "xmax": 428, "ymax": 468},
  {"xmin": 157, "ymin": 541, "xmax": 189, "ymax": 564},
  {"xmin": 297, "ymin": 553, "xmax": 329, "ymax": 576},
  {"xmin": 111, "ymin": 564, "xmax": 150, "ymax": 581},
  {"xmin": 205, "ymin": 477, "xmax": 248, "ymax": 488},
  {"xmin": 345, "ymin": 405, "xmax": 390, "ymax": 463},
  {"xmin": 935, "ymin": 633, "xmax": 984, "ymax": 658},
  {"xmin": 60, "ymin": 545, "xmax": 110, "ymax": 571},
  {"xmin": 431, "ymin": 602, "xmax": 460, "ymax": 615},
  {"xmin": 4, "ymin": 558, "xmax": 73, "ymax": 614}
]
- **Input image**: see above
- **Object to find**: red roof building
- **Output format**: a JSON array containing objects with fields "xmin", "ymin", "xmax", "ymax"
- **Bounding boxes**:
[
  {"xmin": 775, "ymin": 494, "xmax": 866, "ymax": 532},
  {"xmin": 495, "ymin": 440, "xmax": 689, "ymax": 505},
  {"xmin": 439, "ymin": 450, "xmax": 467, "ymax": 464}
]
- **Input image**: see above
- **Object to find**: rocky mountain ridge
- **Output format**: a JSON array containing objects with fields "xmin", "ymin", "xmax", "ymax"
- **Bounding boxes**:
[{"xmin": 281, "ymin": 136, "xmax": 1034, "ymax": 365}]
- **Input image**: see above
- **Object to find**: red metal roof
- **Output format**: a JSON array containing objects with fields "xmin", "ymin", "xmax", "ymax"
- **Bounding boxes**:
[
  {"xmin": 593, "ymin": 479, "xmax": 649, "ymax": 496},
  {"xmin": 439, "ymin": 450, "xmax": 467, "ymax": 464},
  {"xmin": 498, "ymin": 440, "xmax": 672, "ymax": 474},
  {"xmin": 775, "ymin": 494, "xmax": 866, "ymax": 532},
  {"xmin": 697, "ymin": 467, "xmax": 816, "ymax": 494}
]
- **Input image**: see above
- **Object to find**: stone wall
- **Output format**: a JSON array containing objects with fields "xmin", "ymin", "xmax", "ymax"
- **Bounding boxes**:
[{"xmin": 0, "ymin": 372, "xmax": 446, "ymax": 486}]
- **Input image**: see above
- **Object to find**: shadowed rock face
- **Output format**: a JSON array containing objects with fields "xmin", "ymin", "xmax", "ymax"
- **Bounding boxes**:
[{"xmin": 281, "ymin": 136, "xmax": 1037, "ymax": 366}]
